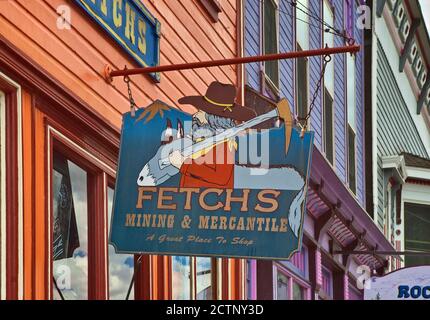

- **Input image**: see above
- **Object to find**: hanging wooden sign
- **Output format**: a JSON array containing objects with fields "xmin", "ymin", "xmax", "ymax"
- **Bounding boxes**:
[{"xmin": 110, "ymin": 82, "xmax": 314, "ymax": 260}]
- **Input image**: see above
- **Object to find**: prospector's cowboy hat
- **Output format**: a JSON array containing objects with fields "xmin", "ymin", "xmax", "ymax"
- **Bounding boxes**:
[{"xmin": 178, "ymin": 81, "xmax": 256, "ymax": 121}]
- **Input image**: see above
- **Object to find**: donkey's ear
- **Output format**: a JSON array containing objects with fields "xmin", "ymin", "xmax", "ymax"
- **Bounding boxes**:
[
  {"xmin": 177, "ymin": 119, "xmax": 184, "ymax": 139},
  {"xmin": 161, "ymin": 118, "xmax": 173, "ymax": 145}
]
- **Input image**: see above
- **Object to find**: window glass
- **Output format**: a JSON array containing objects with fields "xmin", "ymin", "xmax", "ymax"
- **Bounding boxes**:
[
  {"xmin": 264, "ymin": 0, "xmax": 279, "ymax": 88},
  {"xmin": 292, "ymin": 281, "xmax": 305, "ymax": 300},
  {"xmin": 276, "ymin": 272, "xmax": 289, "ymax": 300},
  {"xmin": 324, "ymin": 88, "xmax": 334, "ymax": 164},
  {"xmin": 347, "ymin": 54, "xmax": 356, "ymax": 131},
  {"xmin": 108, "ymin": 187, "xmax": 134, "ymax": 300},
  {"xmin": 296, "ymin": 0, "xmax": 309, "ymax": 50},
  {"xmin": 296, "ymin": 46, "xmax": 309, "ymax": 120},
  {"xmin": 172, "ymin": 256, "xmax": 191, "ymax": 299},
  {"xmin": 323, "ymin": 0, "xmax": 335, "ymax": 96},
  {"xmin": 404, "ymin": 203, "xmax": 430, "ymax": 266},
  {"xmin": 52, "ymin": 153, "xmax": 88, "ymax": 300},
  {"xmin": 348, "ymin": 126, "xmax": 356, "ymax": 193},
  {"xmin": 196, "ymin": 257, "xmax": 212, "ymax": 300}
]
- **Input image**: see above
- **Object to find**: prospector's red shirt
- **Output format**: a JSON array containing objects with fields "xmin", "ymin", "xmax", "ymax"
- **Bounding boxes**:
[{"xmin": 179, "ymin": 142, "xmax": 235, "ymax": 189}]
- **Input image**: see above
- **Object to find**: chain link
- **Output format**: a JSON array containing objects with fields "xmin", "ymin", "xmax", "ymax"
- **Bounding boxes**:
[
  {"xmin": 123, "ymin": 69, "xmax": 137, "ymax": 117},
  {"xmin": 298, "ymin": 53, "xmax": 332, "ymax": 131}
]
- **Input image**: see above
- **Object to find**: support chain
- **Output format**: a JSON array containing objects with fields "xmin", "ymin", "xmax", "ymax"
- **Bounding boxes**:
[
  {"xmin": 298, "ymin": 52, "xmax": 332, "ymax": 136},
  {"xmin": 124, "ymin": 67, "xmax": 138, "ymax": 117}
]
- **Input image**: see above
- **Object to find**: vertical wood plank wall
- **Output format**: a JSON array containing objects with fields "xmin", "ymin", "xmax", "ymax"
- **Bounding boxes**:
[{"xmin": 0, "ymin": 0, "xmax": 242, "ymax": 299}]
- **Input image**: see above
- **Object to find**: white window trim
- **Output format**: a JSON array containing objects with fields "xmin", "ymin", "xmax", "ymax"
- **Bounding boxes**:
[
  {"xmin": 262, "ymin": 0, "xmax": 280, "ymax": 92},
  {"xmin": 322, "ymin": 0, "xmax": 336, "ymax": 168}
]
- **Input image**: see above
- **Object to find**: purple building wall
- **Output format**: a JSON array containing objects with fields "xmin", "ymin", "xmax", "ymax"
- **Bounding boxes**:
[
  {"xmin": 243, "ymin": 0, "xmax": 365, "ymax": 205},
  {"xmin": 243, "ymin": 0, "xmax": 371, "ymax": 301}
]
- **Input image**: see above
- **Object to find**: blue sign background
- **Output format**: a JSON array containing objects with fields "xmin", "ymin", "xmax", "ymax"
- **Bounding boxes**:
[
  {"xmin": 110, "ymin": 105, "xmax": 314, "ymax": 260},
  {"xmin": 75, "ymin": 0, "xmax": 161, "ymax": 81}
]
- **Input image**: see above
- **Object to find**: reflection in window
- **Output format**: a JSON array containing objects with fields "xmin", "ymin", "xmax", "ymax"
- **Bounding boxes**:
[
  {"xmin": 52, "ymin": 153, "xmax": 88, "ymax": 300},
  {"xmin": 172, "ymin": 256, "xmax": 191, "ymax": 300},
  {"xmin": 404, "ymin": 203, "xmax": 430, "ymax": 267},
  {"xmin": 108, "ymin": 187, "xmax": 134, "ymax": 300},
  {"xmin": 292, "ymin": 282, "xmax": 305, "ymax": 300},
  {"xmin": 196, "ymin": 257, "xmax": 212, "ymax": 300},
  {"xmin": 276, "ymin": 273, "xmax": 289, "ymax": 300}
]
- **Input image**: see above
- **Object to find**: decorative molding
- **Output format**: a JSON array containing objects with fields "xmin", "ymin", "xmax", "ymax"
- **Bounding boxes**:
[{"xmin": 399, "ymin": 19, "xmax": 421, "ymax": 73}]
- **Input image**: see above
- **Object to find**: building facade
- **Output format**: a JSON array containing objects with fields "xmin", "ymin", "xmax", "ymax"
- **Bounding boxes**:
[
  {"xmin": 364, "ymin": 0, "xmax": 430, "ymax": 271},
  {"xmin": 243, "ymin": 0, "xmax": 394, "ymax": 300},
  {"xmin": 0, "ymin": 0, "xmax": 246, "ymax": 300}
]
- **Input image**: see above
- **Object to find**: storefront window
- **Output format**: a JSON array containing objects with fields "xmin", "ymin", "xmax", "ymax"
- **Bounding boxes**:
[
  {"xmin": 276, "ymin": 273, "xmax": 289, "ymax": 300},
  {"xmin": 52, "ymin": 153, "xmax": 88, "ymax": 300},
  {"xmin": 172, "ymin": 256, "xmax": 191, "ymax": 300},
  {"xmin": 196, "ymin": 257, "xmax": 212, "ymax": 300},
  {"xmin": 107, "ymin": 187, "xmax": 134, "ymax": 300}
]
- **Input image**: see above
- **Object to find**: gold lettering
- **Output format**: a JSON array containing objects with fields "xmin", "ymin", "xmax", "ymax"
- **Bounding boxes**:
[
  {"xmin": 210, "ymin": 216, "xmax": 219, "ymax": 229},
  {"xmin": 246, "ymin": 217, "xmax": 255, "ymax": 231},
  {"xmin": 256, "ymin": 217, "xmax": 264, "ymax": 231},
  {"xmin": 157, "ymin": 214, "xmax": 167, "ymax": 228},
  {"xmin": 125, "ymin": 2, "xmax": 136, "ymax": 44},
  {"xmin": 142, "ymin": 214, "xmax": 151, "ymax": 227},
  {"xmin": 167, "ymin": 215, "xmax": 175, "ymax": 228},
  {"xmin": 113, "ymin": 0, "xmax": 122, "ymax": 27},
  {"xmin": 199, "ymin": 188, "xmax": 223, "ymax": 211},
  {"xmin": 271, "ymin": 218, "xmax": 279, "ymax": 232},
  {"xmin": 180, "ymin": 188, "xmax": 199, "ymax": 210},
  {"xmin": 138, "ymin": 19, "xmax": 147, "ymax": 54},
  {"xmin": 125, "ymin": 213, "xmax": 135, "ymax": 226},
  {"xmin": 219, "ymin": 216, "xmax": 227, "ymax": 230},
  {"xmin": 157, "ymin": 188, "xmax": 178, "ymax": 210},
  {"xmin": 265, "ymin": 218, "xmax": 271, "ymax": 231},
  {"xmin": 100, "ymin": 0, "xmax": 108, "ymax": 16},
  {"xmin": 229, "ymin": 217, "xmax": 237, "ymax": 230},
  {"xmin": 224, "ymin": 189, "xmax": 250, "ymax": 212},
  {"xmin": 279, "ymin": 218, "xmax": 288, "ymax": 232},
  {"xmin": 255, "ymin": 190, "xmax": 280, "ymax": 213},
  {"xmin": 135, "ymin": 187, "xmax": 156, "ymax": 209},
  {"xmin": 236, "ymin": 217, "xmax": 245, "ymax": 231},
  {"xmin": 199, "ymin": 216, "xmax": 209, "ymax": 229}
]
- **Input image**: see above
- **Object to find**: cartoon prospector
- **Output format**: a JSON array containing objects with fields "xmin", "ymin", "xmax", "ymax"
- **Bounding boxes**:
[
  {"xmin": 168, "ymin": 82, "xmax": 256, "ymax": 189},
  {"xmin": 136, "ymin": 82, "xmax": 308, "ymax": 236}
]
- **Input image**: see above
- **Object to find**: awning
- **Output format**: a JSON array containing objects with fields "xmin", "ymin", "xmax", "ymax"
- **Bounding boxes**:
[{"xmin": 306, "ymin": 147, "xmax": 396, "ymax": 269}]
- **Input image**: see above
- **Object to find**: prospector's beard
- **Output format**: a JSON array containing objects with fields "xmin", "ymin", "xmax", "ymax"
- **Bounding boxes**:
[{"xmin": 192, "ymin": 113, "xmax": 235, "ymax": 142}]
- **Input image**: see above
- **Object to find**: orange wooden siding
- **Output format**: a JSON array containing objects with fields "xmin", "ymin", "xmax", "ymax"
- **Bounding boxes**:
[
  {"xmin": 0, "ymin": 0, "xmax": 238, "ymax": 129},
  {"xmin": 0, "ymin": 0, "xmax": 244, "ymax": 299}
]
